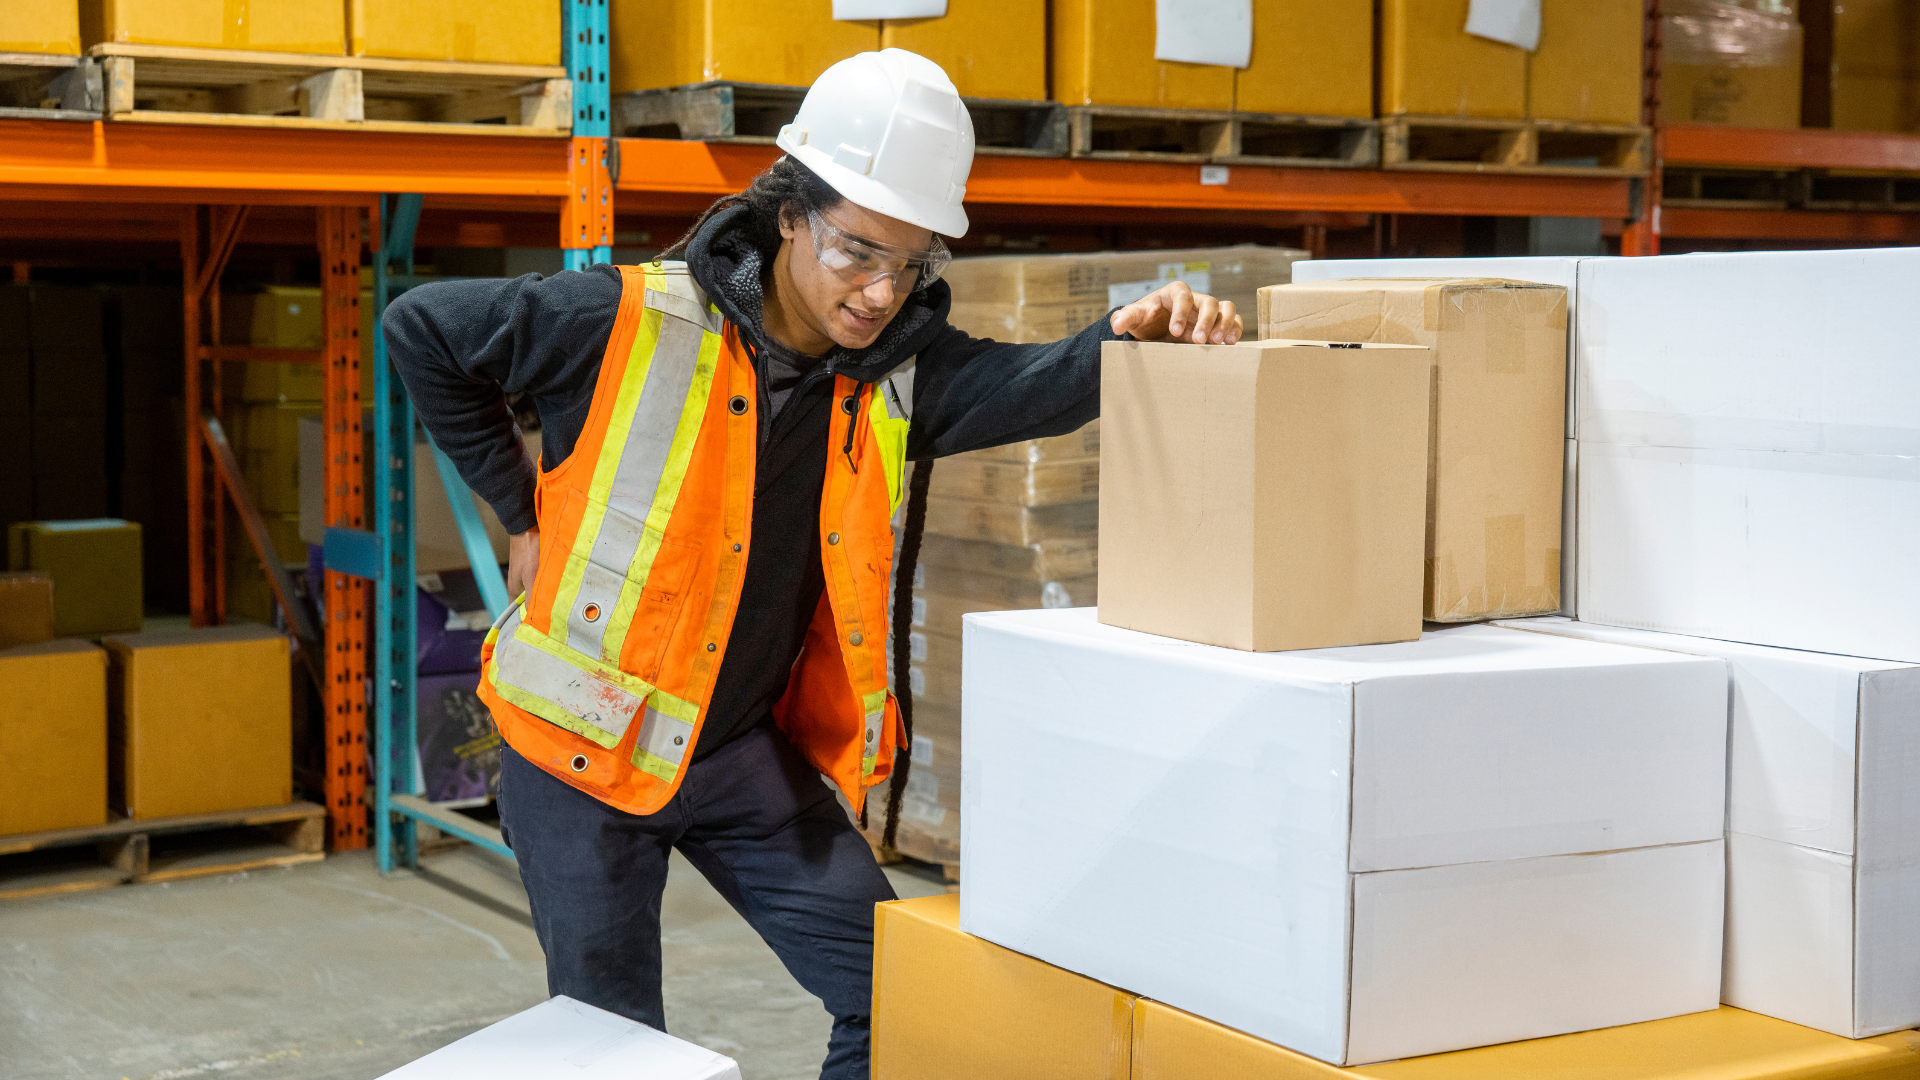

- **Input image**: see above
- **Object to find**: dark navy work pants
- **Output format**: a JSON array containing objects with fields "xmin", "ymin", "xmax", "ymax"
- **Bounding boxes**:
[{"xmin": 497, "ymin": 724, "xmax": 896, "ymax": 1080}]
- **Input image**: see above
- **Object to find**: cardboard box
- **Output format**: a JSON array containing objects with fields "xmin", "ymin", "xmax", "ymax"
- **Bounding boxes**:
[
  {"xmin": 1495, "ymin": 615, "xmax": 1920, "ymax": 1038},
  {"xmin": 921, "ymin": 497, "xmax": 1096, "ymax": 547},
  {"xmin": 377, "ymin": 995, "xmax": 740, "ymax": 1079},
  {"xmin": 1573, "ymin": 249, "xmax": 1920, "ymax": 663},
  {"xmin": 1050, "ymin": 0, "xmax": 1232, "ymax": 109},
  {"xmin": 946, "ymin": 246, "xmax": 1307, "ymax": 318},
  {"xmin": 1099, "ymin": 339, "xmax": 1430, "ymax": 652},
  {"xmin": 873, "ymin": 894, "xmax": 1136, "ymax": 1080},
  {"xmin": 0, "ymin": 571, "xmax": 57, "ymax": 651},
  {"xmin": 348, "ymin": 0, "xmax": 559, "ymax": 64},
  {"xmin": 610, "ymin": 0, "xmax": 877, "ymax": 94},
  {"xmin": 1379, "ymin": 0, "xmax": 1527, "ymax": 118},
  {"xmin": 80, "ymin": 0, "xmax": 346, "ymax": 52},
  {"xmin": 872, "ymin": 715, "xmax": 959, "ymax": 864},
  {"xmin": 927, "ymin": 455, "xmax": 1097, "ymax": 508},
  {"xmin": 960, "ymin": 611, "xmax": 1729, "ymax": 1065},
  {"xmin": 105, "ymin": 624, "xmax": 292, "ymax": 819},
  {"xmin": 967, "ymin": 422, "xmax": 1099, "ymax": 466},
  {"xmin": 7, "ymin": 519, "xmax": 142, "ymax": 637},
  {"xmin": 916, "ymin": 563, "xmax": 1096, "ymax": 612},
  {"xmin": 1234, "ymin": 0, "xmax": 1372, "ymax": 118},
  {"xmin": 0, "ymin": 638, "xmax": 108, "ymax": 835},
  {"xmin": 1261, "ymin": 278, "xmax": 1569, "ymax": 623},
  {"xmin": 920, "ymin": 533, "xmax": 1097, "ymax": 582},
  {"xmin": 4, "ymin": 0, "xmax": 81, "ymax": 55},
  {"xmin": 880, "ymin": 2, "xmax": 1044, "ymax": 101},
  {"xmin": 911, "ymin": 588, "xmax": 1085, "ymax": 640},
  {"xmin": 1660, "ymin": 0, "xmax": 1802, "ymax": 128},
  {"xmin": 1831, "ymin": 0, "xmax": 1920, "ymax": 132},
  {"xmin": 1528, "ymin": 0, "xmax": 1645, "ymax": 124}
]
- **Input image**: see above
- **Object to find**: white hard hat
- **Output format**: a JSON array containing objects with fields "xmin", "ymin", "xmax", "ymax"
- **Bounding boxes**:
[{"xmin": 776, "ymin": 49, "xmax": 973, "ymax": 239}]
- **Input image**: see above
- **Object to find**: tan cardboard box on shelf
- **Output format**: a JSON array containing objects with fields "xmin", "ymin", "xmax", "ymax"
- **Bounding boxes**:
[
  {"xmin": 0, "ymin": 571, "xmax": 57, "ymax": 651},
  {"xmin": 7, "ymin": 0, "xmax": 81, "ymax": 54},
  {"xmin": 919, "ymin": 533, "xmax": 1097, "ymax": 583},
  {"xmin": 1234, "ymin": 0, "xmax": 1372, "ymax": 118},
  {"xmin": 964, "ymin": 421, "xmax": 1100, "ymax": 466},
  {"xmin": 1529, "ymin": 0, "xmax": 1645, "ymax": 124},
  {"xmin": 105, "ymin": 624, "xmax": 292, "ymax": 819},
  {"xmin": 1049, "ymin": 0, "xmax": 1233, "ymax": 109},
  {"xmin": 927, "ymin": 456, "xmax": 1098, "ymax": 508},
  {"xmin": 80, "ymin": 0, "xmax": 346, "ymax": 52},
  {"xmin": 1830, "ymin": 0, "xmax": 1920, "ymax": 132},
  {"xmin": 915, "ymin": 562, "xmax": 1096, "ymax": 611},
  {"xmin": 880, "ymin": 0, "xmax": 1043, "ymax": 101},
  {"xmin": 1260, "ymin": 278, "xmax": 1568, "ymax": 623},
  {"xmin": 1660, "ymin": 0, "xmax": 1803, "ymax": 128},
  {"xmin": 347, "ymin": 0, "xmax": 560, "ymax": 64},
  {"xmin": 0, "ymin": 638, "xmax": 108, "ymax": 836},
  {"xmin": 1378, "ymin": 0, "xmax": 1527, "ymax": 118},
  {"xmin": 1099, "ymin": 339, "xmax": 1431, "ymax": 652},
  {"xmin": 945, "ymin": 245, "xmax": 1307, "ymax": 320},
  {"xmin": 7, "ymin": 519, "xmax": 143, "ymax": 637},
  {"xmin": 920, "ymin": 498, "xmax": 1096, "ymax": 548},
  {"xmin": 610, "ymin": 0, "xmax": 877, "ymax": 94}
]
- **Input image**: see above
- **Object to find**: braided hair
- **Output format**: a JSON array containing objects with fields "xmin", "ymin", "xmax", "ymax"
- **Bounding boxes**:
[{"xmin": 659, "ymin": 155, "xmax": 845, "ymax": 263}]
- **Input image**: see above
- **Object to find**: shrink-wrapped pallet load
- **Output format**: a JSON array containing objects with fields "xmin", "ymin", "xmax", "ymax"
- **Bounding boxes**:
[{"xmin": 1660, "ymin": 0, "xmax": 1803, "ymax": 128}]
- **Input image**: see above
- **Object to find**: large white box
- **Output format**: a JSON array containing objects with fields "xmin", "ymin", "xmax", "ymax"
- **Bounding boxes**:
[
  {"xmin": 959, "ymin": 610, "xmax": 1727, "ymax": 1065},
  {"xmin": 1497, "ymin": 615, "xmax": 1920, "ymax": 1038},
  {"xmin": 1572, "ymin": 249, "xmax": 1920, "ymax": 663},
  {"xmin": 377, "ymin": 996, "xmax": 741, "ymax": 1079}
]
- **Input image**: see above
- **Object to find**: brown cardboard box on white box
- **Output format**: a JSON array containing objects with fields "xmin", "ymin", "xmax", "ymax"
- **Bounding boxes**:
[
  {"xmin": 1259, "ymin": 278, "xmax": 1568, "ymax": 623},
  {"xmin": 1098, "ymin": 338, "xmax": 1431, "ymax": 653}
]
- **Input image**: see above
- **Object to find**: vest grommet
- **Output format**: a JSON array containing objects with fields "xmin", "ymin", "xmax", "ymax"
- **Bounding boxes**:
[
  {"xmin": 842, "ymin": 396, "xmax": 857, "ymax": 415},
  {"xmin": 866, "ymin": 729, "xmax": 875, "ymax": 743},
  {"xmin": 569, "ymin": 754, "xmax": 589, "ymax": 773},
  {"xmin": 827, "ymin": 532, "xmax": 840, "ymax": 546},
  {"xmin": 849, "ymin": 631, "xmax": 863, "ymax": 646},
  {"xmin": 728, "ymin": 395, "xmax": 748, "ymax": 415},
  {"xmin": 581, "ymin": 602, "xmax": 601, "ymax": 623}
]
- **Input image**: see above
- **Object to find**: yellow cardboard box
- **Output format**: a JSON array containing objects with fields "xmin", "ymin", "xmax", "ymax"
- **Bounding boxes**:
[
  {"xmin": 348, "ymin": 0, "xmax": 560, "ymax": 65},
  {"xmin": 80, "ymin": 0, "xmax": 345, "ymax": 53},
  {"xmin": 1051, "ymin": 0, "xmax": 1234, "ymax": 109},
  {"xmin": 871, "ymin": 894, "xmax": 1136, "ymax": 1080},
  {"xmin": 1528, "ymin": 0, "xmax": 1644, "ymax": 124},
  {"xmin": 0, "ymin": 639, "xmax": 108, "ymax": 836},
  {"xmin": 105, "ymin": 625, "xmax": 292, "ymax": 819},
  {"xmin": 612, "ymin": 0, "xmax": 878, "ymax": 94},
  {"xmin": 0, "ymin": 571, "xmax": 58, "ymax": 651},
  {"xmin": 6, "ymin": 0, "xmax": 81, "ymax": 54},
  {"xmin": 7, "ymin": 519, "xmax": 143, "ymax": 637},
  {"xmin": 880, "ymin": 2, "xmax": 1045, "ymax": 100},
  {"xmin": 1831, "ymin": 0, "xmax": 1919, "ymax": 132},
  {"xmin": 1235, "ymin": 0, "xmax": 1372, "ymax": 118},
  {"xmin": 1660, "ymin": 0, "xmax": 1802, "ymax": 128},
  {"xmin": 1379, "ymin": 0, "xmax": 1526, "ymax": 118}
]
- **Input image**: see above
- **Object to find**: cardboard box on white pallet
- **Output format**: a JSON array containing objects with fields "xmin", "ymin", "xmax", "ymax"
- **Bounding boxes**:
[
  {"xmin": 1571, "ymin": 249, "xmax": 1920, "ymax": 663},
  {"xmin": 1496, "ymin": 615, "xmax": 1920, "ymax": 1039},
  {"xmin": 960, "ymin": 610, "xmax": 1728, "ymax": 1066}
]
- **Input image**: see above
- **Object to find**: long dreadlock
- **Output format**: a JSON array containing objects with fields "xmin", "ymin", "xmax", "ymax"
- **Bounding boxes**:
[{"xmin": 880, "ymin": 458, "xmax": 935, "ymax": 849}]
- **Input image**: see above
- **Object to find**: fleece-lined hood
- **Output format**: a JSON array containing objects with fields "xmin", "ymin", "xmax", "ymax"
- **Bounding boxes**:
[{"xmin": 683, "ymin": 204, "xmax": 952, "ymax": 384}]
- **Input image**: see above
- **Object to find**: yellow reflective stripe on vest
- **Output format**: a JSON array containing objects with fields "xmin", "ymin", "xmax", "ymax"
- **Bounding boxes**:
[
  {"xmin": 549, "ymin": 267, "xmax": 719, "ymax": 662},
  {"xmin": 869, "ymin": 374, "xmax": 911, "ymax": 514},
  {"xmin": 861, "ymin": 688, "xmax": 888, "ymax": 777}
]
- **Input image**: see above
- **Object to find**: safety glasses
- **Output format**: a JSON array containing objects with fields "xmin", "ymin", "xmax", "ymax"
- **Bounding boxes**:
[{"xmin": 807, "ymin": 208, "xmax": 951, "ymax": 292}]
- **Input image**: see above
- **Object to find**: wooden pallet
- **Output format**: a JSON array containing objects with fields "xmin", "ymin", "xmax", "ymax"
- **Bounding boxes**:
[
  {"xmin": 619, "ymin": 81, "xmax": 1067, "ymax": 156},
  {"xmin": 1382, "ymin": 116, "xmax": 1650, "ymax": 176},
  {"xmin": 0, "ymin": 52, "xmax": 100, "ymax": 120},
  {"xmin": 1067, "ymin": 105, "xmax": 1235, "ymax": 162},
  {"xmin": 1797, "ymin": 171, "xmax": 1920, "ymax": 211},
  {"xmin": 79, "ymin": 43, "xmax": 569, "ymax": 135},
  {"xmin": 0, "ymin": 802, "xmax": 326, "ymax": 902},
  {"xmin": 1662, "ymin": 166, "xmax": 1796, "ymax": 210},
  {"xmin": 1226, "ymin": 112, "xmax": 1379, "ymax": 168}
]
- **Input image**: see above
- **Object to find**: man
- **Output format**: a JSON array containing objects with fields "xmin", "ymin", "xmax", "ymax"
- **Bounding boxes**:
[{"xmin": 386, "ymin": 49, "xmax": 1242, "ymax": 1079}]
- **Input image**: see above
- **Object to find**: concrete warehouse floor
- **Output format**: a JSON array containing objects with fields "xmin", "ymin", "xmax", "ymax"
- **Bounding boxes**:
[{"xmin": 0, "ymin": 843, "xmax": 948, "ymax": 1080}]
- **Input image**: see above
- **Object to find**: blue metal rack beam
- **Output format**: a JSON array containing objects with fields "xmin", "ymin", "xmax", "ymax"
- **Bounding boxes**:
[{"xmin": 566, "ymin": 0, "xmax": 612, "ymax": 269}]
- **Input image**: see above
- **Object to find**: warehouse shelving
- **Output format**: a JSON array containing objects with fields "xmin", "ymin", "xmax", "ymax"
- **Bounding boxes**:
[{"xmin": 3, "ymin": 2, "xmax": 1918, "ymax": 861}]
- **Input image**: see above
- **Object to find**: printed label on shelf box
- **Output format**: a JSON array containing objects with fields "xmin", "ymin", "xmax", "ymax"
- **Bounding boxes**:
[
  {"xmin": 1153, "ymin": 0, "xmax": 1252, "ymax": 67},
  {"xmin": 1108, "ymin": 263, "xmax": 1213, "ymax": 309}
]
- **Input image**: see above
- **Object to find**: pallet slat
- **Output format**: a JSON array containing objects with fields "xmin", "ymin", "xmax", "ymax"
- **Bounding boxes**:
[
  {"xmin": 0, "ymin": 802, "xmax": 326, "ymax": 901},
  {"xmin": 1382, "ymin": 116, "xmax": 1650, "ymax": 177}
]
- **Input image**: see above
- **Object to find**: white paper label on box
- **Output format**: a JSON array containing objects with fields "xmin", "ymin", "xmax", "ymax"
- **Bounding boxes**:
[
  {"xmin": 911, "ymin": 733, "xmax": 934, "ymax": 765},
  {"xmin": 1153, "ymin": 0, "xmax": 1252, "ymax": 67},
  {"xmin": 1107, "ymin": 263, "xmax": 1214, "ymax": 309},
  {"xmin": 833, "ymin": 0, "xmax": 946, "ymax": 18},
  {"xmin": 1465, "ymin": 0, "xmax": 1541, "ymax": 50}
]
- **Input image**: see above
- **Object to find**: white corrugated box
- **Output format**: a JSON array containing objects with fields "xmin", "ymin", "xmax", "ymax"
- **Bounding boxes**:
[
  {"xmin": 959, "ymin": 610, "xmax": 1727, "ymax": 1066},
  {"xmin": 377, "ymin": 996, "xmax": 740, "ymax": 1079},
  {"xmin": 1496, "ymin": 615, "xmax": 1920, "ymax": 1038}
]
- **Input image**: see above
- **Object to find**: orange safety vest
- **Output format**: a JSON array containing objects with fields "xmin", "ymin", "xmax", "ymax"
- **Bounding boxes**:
[{"xmin": 477, "ymin": 261, "xmax": 913, "ymax": 817}]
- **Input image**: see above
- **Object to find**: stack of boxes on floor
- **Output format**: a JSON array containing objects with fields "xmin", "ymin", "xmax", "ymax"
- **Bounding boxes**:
[
  {"xmin": 874, "ymin": 249, "xmax": 1920, "ymax": 1068},
  {"xmin": 875, "ymin": 245, "xmax": 1306, "ymax": 868}
]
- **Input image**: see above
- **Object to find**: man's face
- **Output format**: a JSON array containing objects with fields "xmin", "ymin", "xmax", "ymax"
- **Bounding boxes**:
[{"xmin": 778, "ymin": 202, "xmax": 935, "ymax": 350}]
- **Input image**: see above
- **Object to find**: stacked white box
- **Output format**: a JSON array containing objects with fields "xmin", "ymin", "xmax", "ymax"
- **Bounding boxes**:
[
  {"xmin": 959, "ymin": 610, "xmax": 1728, "ymax": 1066},
  {"xmin": 378, "ymin": 996, "xmax": 741, "ymax": 1079},
  {"xmin": 1497, "ymin": 616, "xmax": 1920, "ymax": 1038}
]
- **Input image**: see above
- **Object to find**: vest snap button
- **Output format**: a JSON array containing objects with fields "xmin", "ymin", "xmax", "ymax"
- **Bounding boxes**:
[
  {"xmin": 827, "ymin": 532, "xmax": 840, "ymax": 545},
  {"xmin": 733, "ymin": 543, "xmax": 741, "ymax": 552},
  {"xmin": 569, "ymin": 754, "xmax": 589, "ymax": 773},
  {"xmin": 728, "ymin": 395, "xmax": 748, "ymax": 415},
  {"xmin": 674, "ymin": 735, "xmax": 684, "ymax": 745},
  {"xmin": 706, "ymin": 642, "xmax": 716, "ymax": 652},
  {"xmin": 849, "ymin": 632, "xmax": 863, "ymax": 646}
]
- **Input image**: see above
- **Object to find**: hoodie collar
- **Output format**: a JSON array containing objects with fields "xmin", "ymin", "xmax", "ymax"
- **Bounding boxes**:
[{"xmin": 684, "ymin": 204, "xmax": 950, "ymax": 384}]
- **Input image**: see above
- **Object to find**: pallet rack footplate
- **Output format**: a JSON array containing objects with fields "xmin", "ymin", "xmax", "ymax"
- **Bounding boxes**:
[
  {"xmin": 619, "ymin": 81, "xmax": 1067, "ymax": 156},
  {"xmin": 0, "ymin": 802, "xmax": 326, "ymax": 901}
]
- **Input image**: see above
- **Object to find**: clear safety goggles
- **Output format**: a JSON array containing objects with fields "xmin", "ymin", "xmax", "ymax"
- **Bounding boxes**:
[{"xmin": 807, "ymin": 209, "xmax": 951, "ymax": 292}]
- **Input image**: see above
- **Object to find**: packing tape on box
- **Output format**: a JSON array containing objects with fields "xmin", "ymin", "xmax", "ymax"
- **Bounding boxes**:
[{"xmin": 1111, "ymin": 991, "xmax": 1135, "ymax": 1076}]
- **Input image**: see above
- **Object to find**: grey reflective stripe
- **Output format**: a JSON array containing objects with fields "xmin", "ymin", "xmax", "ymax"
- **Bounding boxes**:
[
  {"xmin": 567, "ymin": 312, "xmax": 708, "ymax": 658},
  {"xmin": 635, "ymin": 704, "xmax": 696, "ymax": 770},
  {"xmin": 643, "ymin": 285, "xmax": 722, "ymax": 335},
  {"xmin": 881, "ymin": 375, "xmax": 911, "ymax": 422},
  {"xmin": 494, "ymin": 608, "xmax": 645, "ymax": 742}
]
